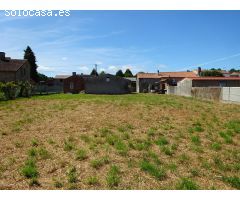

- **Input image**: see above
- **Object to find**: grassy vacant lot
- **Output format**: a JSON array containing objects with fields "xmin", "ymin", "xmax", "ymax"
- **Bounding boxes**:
[{"xmin": 0, "ymin": 93, "xmax": 240, "ymax": 190}]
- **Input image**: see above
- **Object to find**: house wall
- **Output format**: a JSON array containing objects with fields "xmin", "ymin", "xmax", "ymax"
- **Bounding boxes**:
[
  {"xmin": 137, "ymin": 78, "xmax": 160, "ymax": 93},
  {"xmin": 0, "ymin": 62, "xmax": 30, "ymax": 82},
  {"xmin": 167, "ymin": 79, "xmax": 192, "ymax": 97},
  {"xmin": 15, "ymin": 62, "xmax": 31, "ymax": 82},
  {"xmin": 85, "ymin": 76, "xmax": 130, "ymax": 94},
  {"xmin": 0, "ymin": 71, "xmax": 16, "ymax": 82},
  {"xmin": 63, "ymin": 76, "xmax": 85, "ymax": 94},
  {"xmin": 222, "ymin": 87, "xmax": 240, "ymax": 103},
  {"xmin": 192, "ymin": 80, "xmax": 240, "ymax": 87}
]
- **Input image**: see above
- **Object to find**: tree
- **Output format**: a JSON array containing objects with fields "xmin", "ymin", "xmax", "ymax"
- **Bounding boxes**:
[
  {"xmin": 99, "ymin": 71, "xmax": 106, "ymax": 76},
  {"xmin": 229, "ymin": 68, "xmax": 240, "ymax": 73},
  {"xmin": 201, "ymin": 70, "xmax": 223, "ymax": 77},
  {"xmin": 24, "ymin": 46, "xmax": 39, "ymax": 82},
  {"xmin": 90, "ymin": 68, "xmax": 98, "ymax": 76},
  {"xmin": 116, "ymin": 70, "xmax": 124, "ymax": 77},
  {"xmin": 124, "ymin": 69, "xmax": 133, "ymax": 77}
]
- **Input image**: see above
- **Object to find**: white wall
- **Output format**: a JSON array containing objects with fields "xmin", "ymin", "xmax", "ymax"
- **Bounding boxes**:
[
  {"xmin": 167, "ymin": 78, "xmax": 192, "ymax": 97},
  {"xmin": 222, "ymin": 87, "xmax": 240, "ymax": 103}
]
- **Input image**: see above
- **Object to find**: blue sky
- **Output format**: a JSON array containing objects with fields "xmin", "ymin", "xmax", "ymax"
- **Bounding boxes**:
[{"xmin": 0, "ymin": 10, "xmax": 240, "ymax": 76}]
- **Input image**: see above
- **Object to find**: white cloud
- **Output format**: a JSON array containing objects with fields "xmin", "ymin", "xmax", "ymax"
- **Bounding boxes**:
[
  {"xmin": 78, "ymin": 66, "xmax": 90, "ymax": 73},
  {"xmin": 38, "ymin": 65, "xmax": 56, "ymax": 73}
]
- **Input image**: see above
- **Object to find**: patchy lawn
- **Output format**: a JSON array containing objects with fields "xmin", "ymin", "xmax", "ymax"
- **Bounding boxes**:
[{"xmin": 0, "ymin": 93, "xmax": 239, "ymax": 189}]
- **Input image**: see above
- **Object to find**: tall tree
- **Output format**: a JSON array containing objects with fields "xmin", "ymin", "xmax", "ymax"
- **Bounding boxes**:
[
  {"xmin": 99, "ymin": 71, "xmax": 106, "ymax": 76},
  {"xmin": 116, "ymin": 70, "xmax": 124, "ymax": 77},
  {"xmin": 24, "ymin": 46, "xmax": 38, "ymax": 82},
  {"xmin": 201, "ymin": 70, "xmax": 223, "ymax": 77},
  {"xmin": 90, "ymin": 68, "xmax": 98, "ymax": 76},
  {"xmin": 124, "ymin": 69, "xmax": 134, "ymax": 77}
]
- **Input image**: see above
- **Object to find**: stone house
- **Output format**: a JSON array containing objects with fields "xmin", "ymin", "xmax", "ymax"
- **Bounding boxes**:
[
  {"xmin": 136, "ymin": 71, "xmax": 197, "ymax": 93},
  {"xmin": 0, "ymin": 52, "xmax": 30, "ymax": 82},
  {"xmin": 63, "ymin": 73, "xmax": 131, "ymax": 94}
]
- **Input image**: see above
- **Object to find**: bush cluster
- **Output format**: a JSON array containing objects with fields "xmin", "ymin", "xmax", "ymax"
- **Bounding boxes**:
[{"xmin": 0, "ymin": 81, "xmax": 32, "ymax": 100}]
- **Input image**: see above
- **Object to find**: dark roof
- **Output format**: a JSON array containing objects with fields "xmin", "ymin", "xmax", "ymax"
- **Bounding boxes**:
[{"xmin": 0, "ymin": 59, "xmax": 28, "ymax": 72}]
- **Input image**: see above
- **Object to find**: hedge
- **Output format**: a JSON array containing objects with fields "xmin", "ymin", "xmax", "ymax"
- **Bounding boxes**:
[{"xmin": 0, "ymin": 81, "xmax": 32, "ymax": 101}]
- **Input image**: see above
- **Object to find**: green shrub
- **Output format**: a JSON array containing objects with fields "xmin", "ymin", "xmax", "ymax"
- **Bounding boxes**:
[
  {"xmin": 176, "ymin": 178, "xmax": 199, "ymax": 190},
  {"xmin": 1, "ymin": 82, "xmax": 20, "ymax": 100},
  {"xmin": 19, "ymin": 81, "xmax": 32, "ymax": 97}
]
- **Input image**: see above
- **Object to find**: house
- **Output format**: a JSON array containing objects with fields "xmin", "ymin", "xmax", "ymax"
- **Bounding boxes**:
[
  {"xmin": 84, "ymin": 74, "xmax": 131, "ymax": 94},
  {"xmin": 190, "ymin": 77, "xmax": 240, "ymax": 87},
  {"xmin": 0, "ymin": 52, "xmax": 30, "ymax": 82},
  {"xmin": 136, "ymin": 71, "xmax": 197, "ymax": 93},
  {"xmin": 63, "ymin": 72, "xmax": 85, "ymax": 94},
  {"xmin": 124, "ymin": 77, "xmax": 136, "ymax": 92},
  {"xmin": 63, "ymin": 73, "xmax": 131, "ymax": 94}
]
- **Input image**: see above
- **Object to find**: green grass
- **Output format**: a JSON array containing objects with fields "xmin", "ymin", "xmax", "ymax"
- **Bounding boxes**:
[
  {"xmin": 225, "ymin": 120, "xmax": 240, "ymax": 134},
  {"xmin": 106, "ymin": 165, "xmax": 121, "ymax": 188},
  {"xmin": 176, "ymin": 178, "xmax": 200, "ymax": 190},
  {"xmin": 114, "ymin": 140, "xmax": 128, "ymax": 156},
  {"xmin": 31, "ymin": 139, "xmax": 39, "ymax": 147},
  {"xmin": 211, "ymin": 142, "xmax": 222, "ymax": 151},
  {"xmin": 219, "ymin": 131, "xmax": 233, "ymax": 144},
  {"xmin": 191, "ymin": 135, "xmax": 201, "ymax": 145},
  {"xmin": 90, "ymin": 156, "xmax": 110, "ymax": 169},
  {"xmin": 38, "ymin": 147, "xmax": 51, "ymax": 160},
  {"xmin": 76, "ymin": 149, "xmax": 88, "ymax": 161},
  {"xmin": 64, "ymin": 139, "xmax": 75, "ymax": 151},
  {"xmin": 222, "ymin": 176, "xmax": 240, "ymax": 189},
  {"xmin": 140, "ymin": 160, "xmax": 166, "ymax": 180},
  {"xmin": 67, "ymin": 166, "xmax": 77, "ymax": 183},
  {"xmin": 86, "ymin": 176, "xmax": 99, "ymax": 185},
  {"xmin": 21, "ymin": 158, "xmax": 38, "ymax": 179},
  {"xmin": 28, "ymin": 148, "xmax": 37, "ymax": 157},
  {"xmin": 156, "ymin": 136, "xmax": 169, "ymax": 146}
]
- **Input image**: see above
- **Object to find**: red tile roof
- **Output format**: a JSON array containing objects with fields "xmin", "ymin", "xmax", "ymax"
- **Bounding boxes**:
[
  {"xmin": 0, "ymin": 59, "xmax": 27, "ymax": 72},
  {"xmin": 137, "ymin": 72, "xmax": 197, "ymax": 79}
]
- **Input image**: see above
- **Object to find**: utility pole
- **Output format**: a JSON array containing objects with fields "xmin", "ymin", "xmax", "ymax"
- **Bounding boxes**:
[{"xmin": 95, "ymin": 64, "xmax": 98, "ymax": 74}]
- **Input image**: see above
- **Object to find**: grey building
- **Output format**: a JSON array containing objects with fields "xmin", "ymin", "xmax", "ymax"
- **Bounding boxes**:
[
  {"xmin": 0, "ymin": 52, "xmax": 30, "ymax": 82},
  {"xmin": 84, "ymin": 74, "xmax": 131, "ymax": 94}
]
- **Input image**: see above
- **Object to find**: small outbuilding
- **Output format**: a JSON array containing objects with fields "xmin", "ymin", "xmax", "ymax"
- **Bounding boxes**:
[{"xmin": 63, "ymin": 72, "xmax": 85, "ymax": 94}]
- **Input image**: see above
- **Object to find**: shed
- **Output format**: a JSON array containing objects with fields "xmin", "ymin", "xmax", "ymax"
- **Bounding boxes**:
[{"xmin": 63, "ymin": 72, "xmax": 85, "ymax": 94}]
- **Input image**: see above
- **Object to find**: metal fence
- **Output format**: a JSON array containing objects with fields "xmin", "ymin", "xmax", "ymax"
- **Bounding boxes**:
[{"xmin": 32, "ymin": 85, "xmax": 63, "ymax": 95}]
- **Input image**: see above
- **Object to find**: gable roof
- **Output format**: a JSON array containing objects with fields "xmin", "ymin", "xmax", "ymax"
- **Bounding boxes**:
[
  {"xmin": 137, "ymin": 72, "xmax": 197, "ymax": 79},
  {"xmin": 0, "ymin": 59, "xmax": 28, "ymax": 72},
  {"xmin": 54, "ymin": 75, "xmax": 71, "ymax": 79}
]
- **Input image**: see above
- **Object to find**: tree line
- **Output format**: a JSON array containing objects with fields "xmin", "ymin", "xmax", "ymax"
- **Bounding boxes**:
[{"xmin": 90, "ymin": 68, "xmax": 134, "ymax": 77}]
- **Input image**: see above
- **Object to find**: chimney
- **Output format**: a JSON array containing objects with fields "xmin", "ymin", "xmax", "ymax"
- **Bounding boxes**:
[
  {"xmin": 157, "ymin": 70, "xmax": 160, "ymax": 75},
  {"xmin": 0, "ymin": 52, "xmax": 5, "ymax": 61},
  {"xmin": 197, "ymin": 67, "xmax": 201, "ymax": 76},
  {"xmin": 72, "ymin": 72, "xmax": 77, "ymax": 76}
]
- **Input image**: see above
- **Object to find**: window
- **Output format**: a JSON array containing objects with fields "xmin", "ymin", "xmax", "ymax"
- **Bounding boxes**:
[
  {"xmin": 70, "ymin": 82, "xmax": 74, "ymax": 89},
  {"xmin": 106, "ymin": 77, "xmax": 110, "ymax": 82}
]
